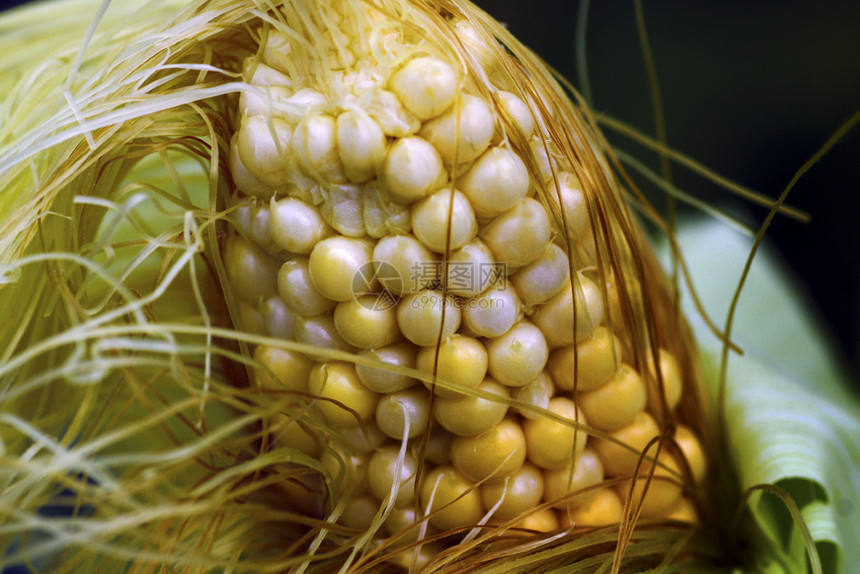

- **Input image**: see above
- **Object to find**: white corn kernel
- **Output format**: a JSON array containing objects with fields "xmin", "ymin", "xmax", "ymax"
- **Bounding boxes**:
[
  {"xmin": 277, "ymin": 257, "xmax": 336, "ymax": 317},
  {"xmin": 254, "ymin": 344, "xmax": 313, "ymax": 393},
  {"xmin": 229, "ymin": 133, "xmax": 274, "ymax": 198},
  {"xmin": 450, "ymin": 417, "xmax": 526, "ymax": 482},
  {"xmin": 411, "ymin": 187, "xmax": 478, "ymax": 254},
  {"xmin": 529, "ymin": 137, "xmax": 559, "ymax": 183},
  {"xmin": 237, "ymin": 300, "xmax": 267, "ymax": 335},
  {"xmin": 497, "ymin": 90, "xmax": 534, "ymax": 137},
  {"xmin": 269, "ymin": 197, "xmax": 330, "ymax": 254},
  {"xmin": 355, "ymin": 342, "xmax": 419, "ymax": 394},
  {"xmin": 482, "ymin": 463, "xmax": 544, "ymax": 519},
  {"xmin": 340, "ymin": 420, "xmax": 388, "ymax": 455},
  {"xmin": 646, "ymin": 349, "xmax": 684, "ymax": 418},
  {"xmin": 308, "ymin": 236, "xmax": 375, "ymax": 302},
  {"xmin": 336, "ymin": 109, "xmax": 386, "ymax": 183},
  {"xmin": 560, "ymin": 488, "xmax": 624, "ymax": 528},
  {"xmin": 368, "ymin": 446, "xmax": 418, "ymax": 507},
  {"xmin": 421, "ymin": 427, "xmax": 454, "ymax": 466},
  {"xmin": 339, "ymin": 496, "xmax": 378, "ymax": 530},
  {"xmin": 543, "ymin": 448, "xmax": 604, "ymax": 510},
  {"xmin": 375, "ymin": 386, "xmax": 432, "ymax": 440},
  {"xmin": 389, "ymin": 56, "xmax": 459, "ymax": 120},
  {"xmin": 262, "ymin": 29, "xmax": 293, "ymax": 74},
  {"xmin": 243, "ymin": 58, "xmax": 293, "ymax": 88},
  {"xmin": 452, "ymin": 20, "xmax": 499, "ymax": 74},
  {"xmin": 396, "ymin": 289, "xmax": 460, "ymax": 347},
  {"xmin": 480, "ymin": 197, "xmax": 551, "ymax": 268},
  {"xmin": 260, "ymin": 295, "xmax": 297, "ymax": 340},
  {"xmin": 236, "ymin": 114, "xmax": 294, "ymax": 188},
  {"xmin": 674, "ymin": 425, "xmax": 707, "ymax": 483},
  {"xmin": 547, "ymin": 326, "xmax": 623, "ymax": 392},
  {"xmin": 523, "ymin": 397, "xmax": 588, "ymax": 469},
  {"xmin": 486, "ymin": 321, "xmax": 549, "ymax": 387},
  {"xmin": 233, "ymin": 196, "xmax": 279, "ymax": 254},
  {"xmin": 373, "ymin": 234, "xmax": 439, "ymax": 296},
  {"xmin": 333, "ymin": 296, "xmax": 401, "ymax": 349},
  {"xmin": 419, "ymin": 466, "xmax": 484, "ymax": 531},
  {"xmin": 432, "ymin": 378, "xmax": 509, "ymax": 436},
  {"xmin": 546, "ymin": 171, "xmax": 591, "ymax": 240},
  {"xmin": 224, "ymin": 235, "xmax": 280, "ymax": 303},
  {"xmin": 512, "ymin": 370, "xmax": 554, "ymax": 419},
  {"xmin": 461, "ymin": 285, "xmax": 520, "ymax": 338},
  {"xmin": 509, "ymin": 243, "xmax": 571, "ymax": 306},
  {"xmin": 295, "ymin": 313, "xmax": 357, "ymax": 357},
  {"xmin": 459, "ymin": 147, "xmax": 529, "ymax": 218},
  {"xmin": 531, "ymin": 274, "xmax": 604, "ymax": 347},
  {"xmin": 419, "ymin": 93, "xmax": 494, "ymax": 165},
  {"xmin": 591, "ymin": 411, "xmax": 660, "ymax": 476},
  {"xmin": 279, "ymin": 88, "xmax": 328, "ymax": 123},
  {"xmin": 293, "ymin": 113, "xmax": 348, "ymax": 184},
  {"xmin": 240, "ymin": 85, "xmax": 294, "ymax": 118},
  {"xmin": 443, "ymin": 239, "xmax": 496, "ymax": 297},
  {"xmin": 664, "ymin": 497, "xmax": 699, "ymax": 524},
  {"xmin": 320, "ymin": 447, "xmax": 369, "ymax": 495},
  {"xmin": 615, "ymin": 452, "xmax": 683, "ymax": 518},
  {"xmin": 271, "ymin": 416, "xmax": 322, "ymax": 458},
  {"xmin": 416, "ymin": 335, "xmax": 487, "ymax": 398},
  {"xmin": 307, "ymin": 362, "xmax": 378, "ymax": 426},
  {"xmin": 578, "ymin": 364, "xmax": 647, "ymax": 431},
  {"xmin": 383, "ymin": 136, "xmax": 447, "ymax": 204}
]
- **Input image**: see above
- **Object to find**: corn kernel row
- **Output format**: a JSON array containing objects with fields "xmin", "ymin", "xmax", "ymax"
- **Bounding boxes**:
[{"xmin": 222, "ymin": 0, "xmax": 707, "ymax": 559}]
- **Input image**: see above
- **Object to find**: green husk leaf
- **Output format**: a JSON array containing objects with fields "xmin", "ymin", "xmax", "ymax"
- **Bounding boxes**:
[{"xmin": 665, "ymin": 218, "xmax": 860, "ymax": 574}]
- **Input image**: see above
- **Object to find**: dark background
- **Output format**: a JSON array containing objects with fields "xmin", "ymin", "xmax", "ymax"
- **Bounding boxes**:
[
  {"xmin": 470, "ymin": 0, "xmax": 860, "ymax": 382},
  {"xmin": 2, "ymin": 0, "xmax": 858, "ymax": 381}
]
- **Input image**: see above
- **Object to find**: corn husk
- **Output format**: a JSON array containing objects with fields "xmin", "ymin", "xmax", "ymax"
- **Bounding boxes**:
[{"xmin": 666, "ymin": 219, "xmax": 860, "ymax": 574}]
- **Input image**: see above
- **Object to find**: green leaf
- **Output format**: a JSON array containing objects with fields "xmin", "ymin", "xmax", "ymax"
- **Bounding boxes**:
[{"xmin": 664, "ymin": 218, "xmax": 860, "ymax": 574}]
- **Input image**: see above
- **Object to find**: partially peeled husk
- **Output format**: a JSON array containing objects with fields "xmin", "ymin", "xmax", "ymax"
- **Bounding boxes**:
[{"xmin": 1, "ymin": 0, "xmax": 842, "ymax": 572}]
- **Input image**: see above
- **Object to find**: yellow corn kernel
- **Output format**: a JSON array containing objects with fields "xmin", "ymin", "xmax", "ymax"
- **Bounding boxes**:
[
  {"xmin": 432, "ymin": 378, "xmax": 510, "ymax": 436},
  {"xmin": 578, "ymin": 364, "xmax": 648, "ymax": 431},
  {"xmin": 542, "ymin": 447, "xmax": 604, "ymax": 510},
  {"xmin": 558, "ymin": 488, "xmax": 624, "ymax": 528},
  {"xmin": 415, "ymin": 334, "xmax": 488, "ymax": 398},
  {"xmin": 367, "ymin": 446, "xmax": 418, "ymax": 507},
  {"xmin": 420, "ymin": 466, "xmax": 485, "ymax": 531},
  {"xmin": 523, "ymin": 397, "xmax": 588, "ymax": 470},
  {"xmin": 546, "ymin": 326, "xmax": 623, "ymax": 392},
  {"xmin": 307, "ymin": 361, "xmax": 379, "ymax": 426},
  {"xmin": 486, "ymin": 320, "xmax": 549, "ymax": 387},
  {"xmin": 450, "ymin": 417, "xmax": 527, "ymax": 482},
  {"xmin": 374, "ymin": 386, "xmax": 432, "ymax": 440},
  {"xmin": 482, "ymin": 462, "xmax": 544, "ymax": 519}
]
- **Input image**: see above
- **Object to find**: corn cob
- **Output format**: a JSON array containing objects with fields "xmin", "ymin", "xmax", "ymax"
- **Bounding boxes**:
[
  {"xmin": 222, "ymin": 0, "xmax": 713, "ymax": 570},
  {"xmin": 0, "ymin": 0, "xmax": 723, "ymax": 572}
]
